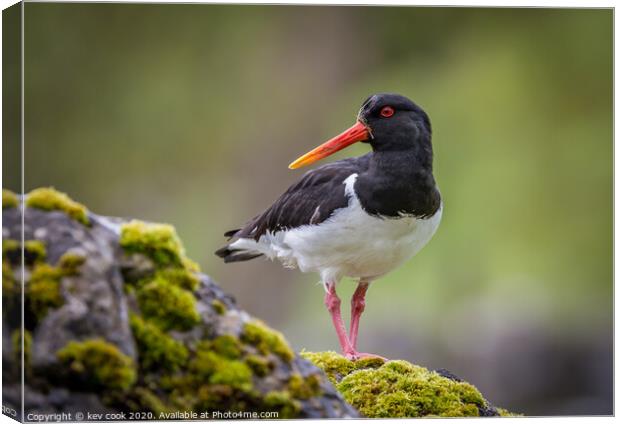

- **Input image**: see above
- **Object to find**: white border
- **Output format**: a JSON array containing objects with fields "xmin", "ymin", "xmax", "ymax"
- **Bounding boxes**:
[{"xmin": 0, "ymin": 1, "xmax": 615, "ymax": 423}]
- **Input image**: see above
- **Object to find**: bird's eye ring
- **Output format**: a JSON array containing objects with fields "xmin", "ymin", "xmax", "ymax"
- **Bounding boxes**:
[{"xmin": 380, "ymin": 106, "xmax": 395, "ymax": 118}]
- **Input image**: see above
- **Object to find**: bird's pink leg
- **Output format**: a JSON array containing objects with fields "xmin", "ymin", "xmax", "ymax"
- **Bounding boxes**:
[
  {"xmin": 324, "ymin": 283, "xmax": 355, "ymax": 356},
  {"xmin": 349, "ymin": 281, "xmax": 369, "ymax": 350},
  {"xmin": 347, "ymin": 281, "xmax": 387, "ymax": 361},
  {"xmin": 325, "ymin": 282, "xmax": 386, "ymax": 361}
]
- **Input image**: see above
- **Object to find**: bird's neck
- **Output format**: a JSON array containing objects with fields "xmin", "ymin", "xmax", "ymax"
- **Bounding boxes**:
[{"xmin": 355, "ymin": 148, "xmax": 441, "ymax": 218}]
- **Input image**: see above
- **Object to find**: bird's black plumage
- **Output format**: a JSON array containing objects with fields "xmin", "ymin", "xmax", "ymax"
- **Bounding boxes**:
[
  {"xmin": 215, "ymin": 93, "xmax": 441, "ymax": 263},
  {"xmin": 215, "ymin": 156, "xmax": 369, "ymax": 262}
]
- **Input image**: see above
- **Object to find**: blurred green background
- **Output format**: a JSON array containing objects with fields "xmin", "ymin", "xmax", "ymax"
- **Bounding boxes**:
[{"xmin": 4, "ymin": 4, "xmax": 612, "ymax": 415}]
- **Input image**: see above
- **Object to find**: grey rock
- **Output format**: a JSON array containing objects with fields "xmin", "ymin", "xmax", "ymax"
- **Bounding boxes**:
[{"xmin": 2, "ymin": 198, "xmax": 359, "ymax": 420}]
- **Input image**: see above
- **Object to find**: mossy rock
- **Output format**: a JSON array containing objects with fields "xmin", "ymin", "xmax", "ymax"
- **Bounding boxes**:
[
  {"xmin": 129, "ymin": 314, "xmax": 189, "ymax": 372},
  {"xmin": 4, "ymin": 189, "xmax": 513, "ymax": 418},
  {"xmin": 112, "ymin": 218, "xmax": 333, "ymax": 416},
  {"xmin": 263, "ymin": 391, "xmax": 302, "ymax": 419},
  {"xmin": 135, "ymin": 276, "xmax": 200, "ymax": 331},
  {"xmin": 27, "ymin": 263, "xmax": 64, "ymax": 320},
  {"xmin": 2, "ymin": 188, "xmax": 18, "ymax": 209},
  {"xmin": 12, "ymin": 330, "xmax": 33, "ymax": 370},
  {"xmin": 22, "ymin": 251, "xmax": 87, "ymax": 321},
  {"xmin": 1, "ymin": 187, "xmax": 457, "ymax": 418},
  {"xmin": 242, "ymin": 319, "xmax": 294, "ymax": 362},
  {"xmin": 25, "ymin": 187, "xmax": 89, "ymax": 226},
  {"xmin": 120, "ymin": 220, "xmax": 196, "ymax": 269},
  {"xmin": 3, "ymin": 238, "xmax": 48, "ymax": 267},
  {"xmin": 302, "ymin": 351, "xmax": 512, "ymax": 418},
  {"xmin": 57, "ymin": 339, "xmax": 137, "ymax": 390}
]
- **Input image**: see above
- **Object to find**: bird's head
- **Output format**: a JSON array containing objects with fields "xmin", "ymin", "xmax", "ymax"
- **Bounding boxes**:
[{"xmin": 289, "ymin": 93, "xmax": 431, "ymax": 169}]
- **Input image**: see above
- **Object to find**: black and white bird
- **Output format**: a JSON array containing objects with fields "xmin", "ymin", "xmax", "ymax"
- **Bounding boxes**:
[{"xmin": 216, "ymin": 93, "xmax": 442, "ymax": 360}]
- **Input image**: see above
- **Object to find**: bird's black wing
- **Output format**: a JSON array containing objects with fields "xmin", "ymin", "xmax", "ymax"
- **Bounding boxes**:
[{"xmin": 215, "ymin": 154, "xmax": 370, "ymax": 262}]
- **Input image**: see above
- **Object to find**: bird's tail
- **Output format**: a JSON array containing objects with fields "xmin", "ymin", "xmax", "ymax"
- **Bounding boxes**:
[
  {"xmin": 214, "ymin": 245, "xmax": 263, "ymax": 263},
  {"xmin": 215, "ymin": 229, "xmax": 264, "ymax": 263}
]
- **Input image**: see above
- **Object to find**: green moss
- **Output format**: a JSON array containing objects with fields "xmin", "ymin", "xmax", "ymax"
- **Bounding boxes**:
[
  {"xmin": 24, "ymin": 240, "xmax": 47, "ymax": 263},
  {"xmin": 125, "ymin": 322, "xmax": 302, "ymax": 415},
  {"xmin": 58, "ymin": 252, "xmax": 86, "ymax": 274},
  {"xmin": 182, "ymin": 257, "xmax": 200, "ymax": 273},
  {"xmin": 302, "ymin": 351, "xmax": 516, "ymax": 417},
  {"xmin": 305, "ymin": 353, "xmax": 486, "ymax": 418},
  {"xmin": 124, "ymin": 268, "xmax": 199, "ymax": 294},
  {"xmin": 24, "ymin": 251, "xmax": 88, "ymax": 320},
  {"xmin": 136, "ymin": 276, "xmax": 200, "ymax": 331},
  {"xmin": 155, "ymin": 268, "xmax": 200, "ymax": 291},
  {"xmin": 211, "ymin": 334, "xmax": 243, "ymax": 359},
  {"xmin": 287, "ymin": 373, "xmax": 323, "ymax": 399},
  {"xmin": 190, "ymin": 343, "xmax": 253, "ymax": 392},
  {"xmin": 27, "ymin": 264, "xmax": 63, "ymax": 320},
  {"xmin": 208, "ymin": 357, "xmax": 253, "ymax": 390},
  {"xmin": 2, "ymin": 239, "xmax": 19, "ymax": 256},
  {"xmin": 3, "ymin": 189, "xmax": 18, "ymax": 209},
  {"xmin": 3, "ymin": 261, "xmax": 17, "ymax": 297},
  {"xmin": 211, "ymin": 299, "xmax": 227, "ymax": 315},
  {"xmin": 241, "ymin": 320, "xmax": 294, "ymax": 362},
  {"xmin": 263, "ymin": 391, "xmax": 301, "ymax": 419},
  {"xmin": 26, "ymin": 187, "xmax": 89, "ymax": 226},
  {"xmin": 57, "ymin": 338, "xmax": 136, "ymax": 390},
  {"xmin": 12, "ymin": 329, "xmax": 32, "ymax": 367},
  {"xmin": 126, "ymin": 387, "xmax": 171, "ymax": 414},
  {"xmin": 3, "ymin": 239, "xmax": 48, "ymax": 266},
  {"xmin": 2, "ymin": 241, "xmax": 20, "ymax": 300},
  {"xmin": 120, "ymin": 220, "xmax": 190, "ymax": 268},
  {"xmin": 497, "ymin": 408, "xmax": 522, "ymax": 417},
  {"xmin": 130, "ymin": 314, "xmax": 188, "ymax": 372},
  {"xmin": 300, "ymin": 351, "xmax": 354, "ymax": 385},
  {"xmin": 299, "ymin": 350, "xmax": 383, "ymax": 385},
  {"xmin": 194, "ymin": 384, "xmax": 243, "ymax": 411},
  {"xmin": 245, "ymin": 355, "xmax": 272, "ymax": 377}
]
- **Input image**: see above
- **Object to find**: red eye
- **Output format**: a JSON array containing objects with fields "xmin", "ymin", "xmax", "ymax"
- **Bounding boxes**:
[{"xmin": 380, "ymin": 106, "xmax": 394, "ymax": 118}]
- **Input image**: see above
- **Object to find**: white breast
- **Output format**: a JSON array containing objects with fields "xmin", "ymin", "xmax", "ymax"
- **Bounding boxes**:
[{"xmin": 230, "ymin": 173, "xmax": 442, "ymax": 284}]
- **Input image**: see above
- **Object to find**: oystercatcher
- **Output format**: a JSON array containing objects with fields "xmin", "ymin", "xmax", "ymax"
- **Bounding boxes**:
[{"xmin": 216, "ymin": 93, "xmax": 442, "ymax": 360}]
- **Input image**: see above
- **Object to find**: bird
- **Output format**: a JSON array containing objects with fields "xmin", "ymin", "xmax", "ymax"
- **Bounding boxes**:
[{"xmin": 216, "ymin": 93, "xmax": 442, "ymax": 360}]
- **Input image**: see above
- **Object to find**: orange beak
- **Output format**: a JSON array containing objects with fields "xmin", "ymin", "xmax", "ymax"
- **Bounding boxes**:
[{"xmin": 288, "ymin": 121, "xmax": 370, "ymax": 169}]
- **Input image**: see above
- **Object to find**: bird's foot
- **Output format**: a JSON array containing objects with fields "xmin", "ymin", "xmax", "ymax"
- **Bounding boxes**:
[{"xmin": 343, "ymin": 350, "xmax": 388, "ymax": 362}]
